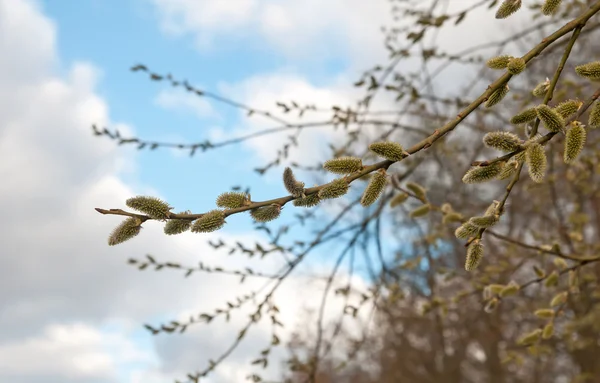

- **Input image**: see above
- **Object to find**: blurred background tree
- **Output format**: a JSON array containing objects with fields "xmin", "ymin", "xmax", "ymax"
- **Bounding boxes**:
[{"xmin": 96, "ymin": 1, "xmax": 600, "ymax": 382}]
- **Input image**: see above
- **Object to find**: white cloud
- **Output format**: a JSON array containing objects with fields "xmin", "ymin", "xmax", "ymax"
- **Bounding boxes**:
[{"xmin": 154, "ymin": 87, "xmax": 217, "ymax": 120}]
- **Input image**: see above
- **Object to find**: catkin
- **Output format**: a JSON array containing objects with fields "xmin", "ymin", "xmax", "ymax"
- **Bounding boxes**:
[
  {"xmin": 108, "ymin": 217, "xmax": 142, "ymax": 246},
  {"xmin": 564, "ymin": 121, "xmax": 586, "ymax": 164}
]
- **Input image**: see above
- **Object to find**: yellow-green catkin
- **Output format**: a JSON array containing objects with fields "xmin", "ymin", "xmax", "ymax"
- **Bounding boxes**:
[
  {"xmin": 465, "ymin": 240, "xmax": 484, "ymax": 271},
  {"xmin": 507, "ymin": 57, "xmax": 526, "ymax": 75},
  {"xmin": 108, "ymin": 217, "xmax": 142, "ymax": 246},
  {"xmin": 564, "ymin": 121, "xmax": 586, "ymax": 164},
  {"xmin": 390, "ymin": 192, "xmax": 409, "ymax": 207},
  {"xmin": 484, "ymin": 298, "xmax": 500, "ymax": 313},
  {"xmin": 283, "ymin": 167, "xmax": 305, "ymax": 197},
  {"xmin": 443, "ymin": 212, "xmax": 463, "ymax": 224},
  {"xmin": 462, "ymin": 162, "xmax": 504, "ymax": 184},
  {"xmin": 537, "ymin": 104, "xmax": 565, "ymax": 132},
  {"xmin": 318, "ymin": 178, "xmax": 350, "ymax": 200},
  {"xmin": 406, "ymin": 182, "xmax": 427, "ymax": 200},
  {"xmin": 542, "ymin": 0, "xmax": 562, "ymax": 15},
  {"xmin": 542, "ymin": 323, "xmax": 554, "ymax": 339},
  {"xmin": 500, "ymin": 281, "xmax": 520, "ymax": 297},
  {"xmin": 534, "ymin": 309, "xmax": 555, "ymax": 319},
  {"xmin": 250, "ymin": 204, "xmax": 281, "ymax": 223},
  {"xmin": 532, "ymin": 78, "xmax": 550, "ymax": 97},
  {"xmin": 495, "ymin": 0, "xmax": 522, "ymax": 19},
  {"xmin": 164, "ymin": 212, "xmax": 193, "ymax": 235},
  {"xmin": 216, "ymin": 192, "xmax": 250, "ymax": 209},
  {"xmin": 455, "ymin": 222, "xmax": 479, "ymax": 239},
  {"xmin": 550, "ymin": 291, "xmax": 568, "ymax": 307},
  {"xmin": 191, "ymin": 210, "xmax": 226, "ymax": 233},
  {"xmin": 369, "ymin": 141, "xmax": 406, "ymax": 161},
  {"xmin": 554, "ymin": 257, "xmax": 568, "ymax": 269},
  {"xmin": 485, "ymin": 84, "xmax": 509, "ymax": 108},
  {"xmin": 497, "ymin": 160, "xmax": 519, "ymax": 180},
  {"xmin": 510, "ymin": 107, "xmax": 538, "ymax": 124},
  {"xmin": 526, "ymin": 143, "xmax": 547, "ymax": 183},
  {"xmin": 486, "ymin": 54, "xmax": 513, "ymax": 69},
  {"xmin": 293, "ymin": 193, "xmax": 320, "ymax": 208},
  {"xmin": 126, "ymin": 196, "xmax": 172, "ymax": 220},
  {"xmin": 588, "ymin": 101, "xmax": 600, "ymax": 128},
  {"xmin": 575, "ymin": 61, "xmax": 600, "ymax": 81},
  {"xmin": 323, "ymin": 156, "xmax": 363, "ymax": 175},
  {"xmin": 469, "ymin": 215, "xmax": 499, "ymax": 228},
  {"xmin": 483, "ymin": 131, "xmax": 521, "ymax": 152},
  {"xmin": 361, "ymin": 169, "xmax": 387, "ymax": 207},
  {"xmin": 409, "ymin": 204, "xmax": 431, "ymax": 218},
  {"xmin": 544, "ymin": 270, "xmax": 560, "ymax": 287},
  {"xmin": 554, "ymin": 99, "xmax": 582, "ymax": 119},
  {"xmin": 517, "ymin": 329, "xmax": 542, "ymax": 345}
]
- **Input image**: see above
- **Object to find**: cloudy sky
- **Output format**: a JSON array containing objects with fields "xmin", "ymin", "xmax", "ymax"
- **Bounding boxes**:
[{"xmin": 0, "ymin": 1, "xmax": 532, "ymax": 382}]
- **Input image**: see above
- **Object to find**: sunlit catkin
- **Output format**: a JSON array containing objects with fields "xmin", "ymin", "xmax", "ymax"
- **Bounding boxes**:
[
  {"xmin": 589, "ymin": 101, "xmax": 600, "ymax": 128},
  {"xmin": 550, "ymin": 291, "xmax": 568, "ymax": 307},
  {"xmin": 191, "ymin": 210, "xmax": 226, "ymax": 233},
  {"xmin": 500, "ymin": 281, "xmax": 520, "ymax": 297},
  {"xmin": 486, "ymin": 55, "xmax": 513, "ymax": 69},
  {"xmin": 510, "ymin": 107, "xmax": 538, "ymax": 124},
  {"xmin": 216, "ymin": 192, "xmax": 250, "ymax": 209},
  {"xmin": 390, "ymin": 192, "xmax": 409, "ymax": 207},
  {"xmin": 455, "ymin": 222, "xmax": 479, "ymax": 239},
  {"xmin": 517, "ymin": 329, "xmax": 542, "ymax": 345},
  {"xmin": 485, "ymin": 84, "xmax": 509, "ymax": 108},
  {"xmin": 469, "ymin": 214, "xmax": 499, "ymax": 228},
  {"xmin": 554, "ymin": 99, "xmax": 582, "ymax": 119},
  {"xmin": 542, "ymin": 323, "xmax": 554, "ymax": 339},
  {"xmin": 526, "ymin": 143, "xmax": 547, "ymax": 183},
  {"xmin": 575, "ymin": 61, "xmax": 600, "ymax": 80},
  {"xmin": 542, "ymin": 0, "xmax": 562, "ymax": 15},
  {"xmin": 323, "ymin": 156, "xmax": 363, "ymax": 174},
  {"xmin": 465, "ymin": 240, "xmax": 484, "ymax": 271},
  {"xmin": 369, "ymin": 141, "xmax": 406, "ymax": 161},
  {"xmin": 318, "ymin": 178, "xmax": 349, "ymax": 200},
  {"xmin": 495, "ymin": 0, "xmax": 522, "ymax": 19},
  {"xmin": 108, "ymin": 217, "xmax": 142, "ymax": 246},
  {"xmin": 536, "ymin": 104, "xmax": 565, "ymax": 132},
  {"xmin": 507, "ymin": 57, "xmax": 526, "ymax": 75},
  {"xmin": 534, "ymin": 309, "xmax": 555, "ymax": 319},
  {"xmin": 409, "ymin": 204, "xmax": 431, "ymax": 218},
  {"xmin": 406, "ymin": 182, "xmax": 427, "ymax": 200},
  {"xmin": 283, "ymin": 167, "xmax": 305, "ymax": 197},
  {"xmin": 462, "ymin": 162, "xmax": 504, "ymax": 184},
  {"xmin": 361, "ymin": 169, "xmax": 387, "ymax": 207},
  {"xmin": 483, "ymin": 131, "xmax": 521, "ymax": 152},
  {"xmin": 532, "ymin": 78, "xmax": 550, "ymax": 97},
  {"xmin": 544, "ymin": 270, "xmax": 559, "ymax": 287},
  {"xmin": 564, "ymin": 121, "xmax": 586, "ymax": 164},
  {"xmin": 126, "ymin": 196, "xmax": 172, "ymax": 220},
  {"xmin": 164, "ymin": 212, "xmax": 192, "ymax": 235},
  {"xmin": 293, "ymin": 193, "xmax": 320, "ymax": 208},
  {"xmin": 250, "ymin": 204, "xmax": 281, "ymax": 223}
]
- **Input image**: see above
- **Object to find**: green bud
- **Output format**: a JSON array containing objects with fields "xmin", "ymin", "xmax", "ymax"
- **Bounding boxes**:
[
  {"xmin": 484, "ymin": 297, "xmax": 500, "ymax": 313},
  {"xmin": 216, "ymin": 192, "xmax": 250, "ymax": 209},
  {"xmin": 250, "ymin": 204, "xmax": 281, "ymax": 223},
  {"xmin": 507, "ymin": 57, "xmax": 526, "ymax": 75},
  {"xmin": 191, "ymin": 210, "xmax": 226, "ymax": 233},
  {"xmin": 465, "ymin": 240, "xmax": 484, "ymax": 271},
  {"xmin": 293, "ymin": 193, "xmax": 320, "ymax": 208},
  {"xmin": 510, "ymin": 107, "xmax": 538, "ymax": 124},
  {"xmin": 542, "ymin": 0, "xmax": 562, "ymax": 15},
  {"xmin": 409, "ymin": 204, "xmax": 431, "ymax": 218},
  {"xmin": 542, "ymin": 323, "xmax": 554, "ymax": 339},
  {"xmin": 564, "ymin": 121, "xmax": 586, "ymax": 164},
  {"xmin": 323, "ymin": 157, "xmax": 363, "ymax": 174},
  {"xmin": 442, "ymin": 212, "xmax": 463, "ymax": 224},
  {"xmin": 390, "ymin": 192, "xmax": 409, "ymax": 207},
  {"xmin": 536, "ymin": 104, "xmax": 565, "ymax": 132},
  {"xmin": 554, "ymin": 99, "xmax": 582, "ymax": 119},
  {"xmin": 500, "ymin": 281, "xmax": 520, "ymax": 297},
  {"xmin": 108, "ymin": 217, "xmax": 142, "ymax": 246},
  {"xmin": 369, "ymin": 141, "xmax": 406, "ymax": 161},
  {"xmin": 361, "ymin": 169, "xmax": 387, "ymax": 207},
  {"xmin": 486, "ymin": 54, "xmax": 513, "ymax": 69},
  {"xmin": 126, "ymin": 196, "xmax": 172, "ymax": 220},
  {"xmin": 483, "ymin": 131, "xmax": 521, "ymax": 152},
  {"xmin": 588, "ymin": 101, "xmax": 600, "ymax": 128},
  {"xmin": 526, "ymin": 143, "xmax": 547, "ymax": 183},
  {"xmin": 283, "ymin": 167, "xmax": 305, "ymax": 197},
  {"xmin": 455, "ymin": 222, "xmax": 479, "ymax": 239},
  {"xmin": 495, "ymin": 0, "xmax": 522, "ymax": 19},
  {"xmin": 553, "ymin": 257, "xmax": 568, "ymax": 270},
  {"xmin": 575, "ymin": 61, "xmax": 600, "ymax": 81},
  {"xmin": 517, "ymin": 329, "xmax": 542, "ymax": 345},
  {"xmin": 406, "ymin": 182, "xmax": 427, "ymax": 200},
  {"xmin": 164, "ymin": 211, "xmax": 193, "ymax": 235},
  {"xmin": 533, "ymin": 265, "xmax": 546, "ymax": 278},
  {"xmin": 488, "ymin": 284, "xmax": 506, "ymax": 295},
  {"xmin": 534, "ymin": 309, "xmax": 555, "ymax": 319},
  {"xmin": 485, "ymin": 84, "xmax": 509, "ymax": 108},
  {"xmin": 544, "ymin": 270, "xmax": 560, "ymax": 287},
  {"xmin": 462, "ymin": 162, "xmax": 504, "ymax": 184},
  {"xmin": 318, "ymin": 178, "xmax": 350, "ymax": 199},
  {"xmin": 550, "ymin": 291, "xmax": 568, "ymax": 307},
  {"xmin": 532, "ymin": 78, "xmax": 550, "ymax": 97}
]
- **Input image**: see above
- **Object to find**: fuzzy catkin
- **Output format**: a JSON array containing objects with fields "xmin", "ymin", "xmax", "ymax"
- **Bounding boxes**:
[
  {"xmin": 589, "ymin": 101, "xmax": 600, "ymax": 128},
  {"xmin": 469, "ymin": 215, "xmax": 499, "ymax": 228},
  {"xmin": 536, "ymin": 104, "xmax": 565, "ymax": 132},
  {"xmin": 108, "ymin": 217, "xmax": 142, "ymax": 246},
  {"xmin": 369, "ymin": 142, "xmax": 406, "ymax": 161},
  {"xmin": 390, "ymin": 192, "xmax": 409, "ymax": 207},
  {"xmin": 293, "ymin": 193, "xmax": 320, "ymax": 208},
  {"xmin": 542, "ymin": 0, "xmax": 562, "ymax": 16},
  {"xmin": 462, "ymin": 162, "xmax": 504, "ymax": 184},
  {"xmin": 485, "ymin": 84, "xmax": 509, "ymax": 108},
  {"xmin": 216, "ymin": 192, "xmax": 249, "ymax": 209},
  {"xmin": 323, "ymin": 157, "xmax": 363, "ymax": 174},
  {"xmin": 465, "ymin": 241, "xmax": 484, "ymax": 271},
  {"xmin": 406, "ymin": 182, "xmax": 427, "ymax": 200},
  {"xmin": 455, "ymin": 222, "xmax": 479, "ymax": 239},
  {"xmin": 526, "ymin": 143, "xmax": 547, "ymax": 183},
  {"xmin": 361, "ymin": 169, "xmax": 387, "ymax": 207},
  {"xmin": 250, "ymin": 204, "xmax": 281, "ymax": 223},
  {"xmin": 164, "ymin": 212, "xmax": 193, "ymax": 235},
  {"xmin": 497, "ymin": 160, "xmax": 519, "ymax": 180},
  {"xmin": 554, "ymin": 99, "xmax": 582, "ymax": 119},
  {"xmin": 483, "ymin": 131, "xmax": 521, "ymax": 152},
  {"xmin": 564, "ymin": 122, "xmax": 586, "ymax": 164},
  {"xmin": 486, "ymin": 55, "xmax": 513, "ymax": 69},
  {"xmin": 126, "ymin": 196, "xmax": 171, "ymax": 220},
  {"xmin": 510, "ymin": 107, "xmax": 538, "ymax": 124},
  {"xmin": 191, "ymin": 210, "xmax": 226, "ymax": 233},
  {"xmin": 283, "ymin": 167, "xmax": 305, "ymax": 197},
  {"xmin": 575, "ymin": 61, "xmax": 600, "ymax": 81},
  {"xmin": 507, "ymin": 57, "xmax": 526, "ymax": 75},
  {"xmin": 318, "ymin": 178, "xmax": 349, "ymax": 200},
  {"xmin": 409, "ymin": 204, "xmax": 431, "ymax": 218},
  {"xmin": 495, "ymin": 0, "xmax": 522, "ymax": 19}
]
